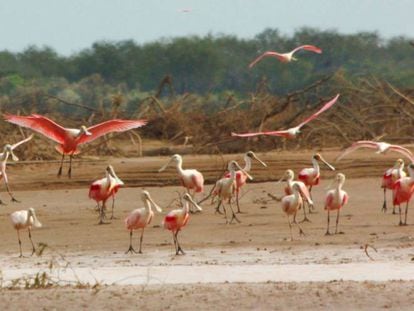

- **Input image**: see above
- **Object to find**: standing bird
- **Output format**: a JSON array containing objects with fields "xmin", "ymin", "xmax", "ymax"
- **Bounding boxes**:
[
  {"xmin": 381, "ymin": 159, "xmax": 406, "ymax": 214},
  {"xmin": 125, "ymin": 191, "xmax": 163, "ymax": 254},
  {"xmin": 393, "ymin": 163, "xmax": 414, "ymax": 226},
  {"xmin": 4, "ymin": 114, "xmax": 147, "ymax": 177},
  {"xmin": 214, "ymin": 161, "xmax": 252, "ymax": 224},
  {"xmin": 89, "ymin": 165, "xmax": 124, "ymax": 224},
  {"xmin": 223, "ymin": 151, "xmax": 267, "ymax": 213},
  {"xmin": 0, "ymin": 134, "xmax": 34, "ymax": 204},
  {"xmin": 10, "ymin": 208, "xmax": 42, "ymax": 257},
  {"xmin": 324, "ymin": 173, "xmax": 349, "ymax": 235},
  {"xmin": 158, "ymin": 154, "xmax": 204, "ymax": 210},
  {"xmin": 298, "ymin": 153, "xmax": 335, "ymax": 204},
  {"xmin": 336, "ymin": 141, "xmax": 414, "ymax": 162},
  {"xmin": 163, "ymin": 193, "xmax": 202, "ymax": 255},
  {"xmin": 279, "ymin": 169, "xmax": 314, "ymax": 222},
  {"xmin": 249, "ymin": 45, "xmax": 322, "ymax": 67},
  {"xmin": 281, "ymin": 183, "xmax": 311, "ymax": 240},
  {"xmin": 232, "ymin": 94, "xmax": 339, "ymax": 139}
]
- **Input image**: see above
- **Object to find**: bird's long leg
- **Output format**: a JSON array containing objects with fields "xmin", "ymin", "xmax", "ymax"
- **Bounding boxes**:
[
  {"xmin": 99, "ymin": 201, "xmax": 108, "ymax": 224},
  {"xmin": 125, "ymin": 231, "xmax": 137, "ymax": 254},
  {"xmin": 228, "ymin": 201, "xmax": 241, "ymax": 224},
  {"xmin": 215, "ymin": 200, "xmax": 223, "ymax": 215},
  {"xmin": 398, "ymin": 205, "xmax": 403, "ymax": 226},
  {"xmin": 308, "ymin": 186, "xmax": 315, "ymax": 213},
  {"xmin": 5, "ymin": 182, "xmax": 19, "ymax": 202},
  {"xmin": 287, "ymin": 216, "xmax": 293, "ymax": 241},
  {"xmin": 221, "ymin": 200, "xmax": 229, "ymax": 223},
  {"xmin": 300, "ymin": 200, "xmax": 311, "ymax": 223},
  {"xmin": 175, "ymin": 230, "xmax": 185, "ymax": 255},
  {"xmin": 335, "ymin": 209, "xmax": 341, "ymax": 234},
  {"xmin": 404, "ymin": 201, "xmax": 409, "ymax": 226},
  {"xmin": 172, "ymin": 231, "xmax": 178, "ymax": 254},
  {"xmin": 17, "ymin": 230, "xmax": 23, "ymax": 257},
  {"xmin": 296, "ymin": 214, "xmax": 305, "ymax": 237},
  {"xmin": 67, "ymin": 154, "xmax": 73, "ymax": 178},
  {"xmin": 57, "ymin": 153, "xmax": 65, "ymax": 177},
  {"xmin": 325, "ymin": 210, "xmax": 331, "ymax": 235},
  {"xmin": 138, "ymin": 228, "xmax": 145, "ymax": 254},
  {"xmin": 235, "ymin": 189, "xmax": 242, "ymax": 214},
  {"xmin": 28, "ymin": 228, "xmax": 36, "ymax": 256},
  {"xmin": 382, "ymin": 188, "xmax": 387, "ymax": 213},
  {"xmin": 110, "ymin": 195, "xmax": 116, "ymax": 219}
]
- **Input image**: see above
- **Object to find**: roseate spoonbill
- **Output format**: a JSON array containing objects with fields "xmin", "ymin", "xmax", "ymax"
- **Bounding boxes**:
[
  {"xmin": 4, "ymin": 114, "xmax": 147, "ymax": 177},
  {"xmin": 163, "ymin": 193, "xmax": 202, "ymax": 255},
  {"xmin": 0, "ymin": 134, "xmax": 33, "ymax": 204},
  {"xmin": 324, "ymin": 173, "xmax": 349, "ymax": 235},
  {"xmin": 393, "ymin": 163, "xmax": 414, "ymax": 226},
  {"xmin": 381, "ymin": 159, "xmax": 406, "ymax": 214},
  {"xmin": 281, "ymin": 183, "xmax": 309, "ymax": 240},
  {"xmin": 231, "ymin": 94, "xmax": 339, "ymax": 139},
  {"xmin": 89, "ymin": 165, "xmax": 124, "ymax": 224},
  {"xmin": 214, "ymin": 160, "xmax": 252, "ymax": 224},
  {"xmin": 279, "ymin": 169, "xmax": 314, "ymax": 222},
  {"xmin": 249, "ymin": 45, "xmax": 322, "ymax": 68},
  {"xmin": 223, "ymin": 151, "xmax": 267, "ymax": 213},
  {"xmin": 336, "ymin": 141, "xmax": 414, "ymax": 162},
  {"xmin": 158, "ymin": 154, "xmax": 204, "ymax": 211},
  {"xmin": 298, "ymin": 153, "xmax": 335, "ymax": 203},
  {"xmin": 125, "ymin": 191, "xmax": 162, "ymax": 254},
  {"xmin": 10, "ymin": 208, "xmax": 42, "ymax": 257}
]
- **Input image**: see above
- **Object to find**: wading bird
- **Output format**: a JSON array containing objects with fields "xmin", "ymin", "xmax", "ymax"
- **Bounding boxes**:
[
  {"xmin": 324, "ymin": 173, "xmax": 349, "ymax": 235},
  {"xmin": 214, "ymin": 161, "xmax": 252, "ymax": 224},
  {"xmin": 299, "ymin": 153, "xmax": 335, "ymax": 203},
  {"xmin": 158, "ymin": 154, "xmax": 204, "ymax": 210},
  {"xmin": 125, "ymin": 191, "xmax": 163, "ymax": 254},
  {"xmin": 381, "ymin": 159, "xmax": 406, "ymax": 214},
  {"xmin": 89, "ymin": 165, "xmax": 124, "ymax": 224},
  {"xmin": 231, "ymin": 94, "xmax": 339, "ymax": 139},
  {"xmin": 249, "ymin": 45, "xmax": 322, "ymax": 67},
  {"xmin": 279, "ymin": 169, "xmax": 314, "ymax": 222},
  {"xmin": 0, "ymin": 134, "xmax": 33, "ymax": 204},
  {"xmin": 10, "ymin": 208, "xmax": 42, "ymax": 257},
  {"xmin": 336, "ymin": 141, "xmax": 414, "ymax": 162},
  {"xmin": 393, "ymin": 163, "xmax": 414, "ymax": 226},
  {"xmin": 163, "ymin": 193, "xmax": 202, "ymax": 255},
  {"xmin": 281, "ymin": 183, "xmax": 310, "ymax": 240},
  {"xmin": 4, "ymin": 114, "xmax": 147, "ymax": 177},
  {"xmin": 223, "ymin": 151, "xmax": 267, "ymax": 213}
]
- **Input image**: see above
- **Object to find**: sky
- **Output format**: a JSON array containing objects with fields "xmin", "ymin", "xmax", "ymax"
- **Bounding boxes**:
[{"xmin": 0, "ymin": 0, "xmax": 413, "ymax": 56}]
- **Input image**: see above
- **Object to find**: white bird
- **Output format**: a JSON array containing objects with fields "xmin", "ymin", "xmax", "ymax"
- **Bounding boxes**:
[
  {"xmin": 0, "ymin": 134, "xmax": 34, "ymax": 204},
  {"xmin": 336, "ymin": 141, "xmax": 414, "ymax": 162},
  {"xmin": 10, "ymin": 208, "xmax": 42, "ymax": 257}
]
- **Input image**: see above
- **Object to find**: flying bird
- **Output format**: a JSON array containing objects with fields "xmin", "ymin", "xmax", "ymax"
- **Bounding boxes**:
[
  {"xmin": 232, "ymin": 94, "xmax": 340, "ymax": 139},
  {"xmin": 10, "ymin": 208, "xmax": 42, "ymax": 257},
  {"xmin": 4, "ymin": 114, "xmax": 147, "ymax": 177},
  {"xmin": 324, "ymin": 173, "xmax": 349, "ymax": 235},
  {"xmin": 249, "ymin": 45, "xmax": 322, "ymax": 68},
  {"xmin": 336, "ymin": 141, "xmax": 414, "ymax": 162},
  {"xmin": 0, "ymin": 134, "xmax": 33, "ymax": 204}
]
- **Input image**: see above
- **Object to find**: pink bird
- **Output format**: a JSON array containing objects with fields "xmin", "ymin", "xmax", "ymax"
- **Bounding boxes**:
[
  {"xmin": 336, "ymin": 141, "xmax": 414, "ymax": 162},
  {"xmin": 0, "ymin": 134, "xmax": 33, "ymax": 204},
  {"xmin": 324, "ymin": 173, "xmax": 349, "ymax": 235},
  {"xmin": 159, "ymin": 154, "xmax": 204, "ymax": 210},
  {"xmin": 4, "ymin": 114, "xmax": 147, "ymax": 177},
  {"xmin": 10, "ymin": 208, "xmax": 42, "ymax": 257},
  {"xmin": 232, "ymin": 94, "xmax": 340, "ymax": 139},
  {"xmin": 89, "ymin": 165, "xmax": 124, "ymax": 224},
  {"xmin": 279, "ymin": 169, "xmax": 314, "ymax": 223},
  {"xmin": 163, "ymin": 193, "xmax": 202, "ymax": 255},
  {"xmin": 393, "ymin": 163, "xmax": 414, "ymax": 226},
  {"xmin": 381, "ymin": 159, "xmax": 406, "ymax": 214},
  {"xmin": 249, "ymin": 45, "xmax": 322, "ymax": 68},
  {"xmin": 125, "ymin": 190, "xmax": 163, "ymax": 254},
  {"xmin": 298, "ymin": 153, "xmax": 335, "ymax": 203},
  {"xmin": 223, "ymin": 151, "xmax": 267, "ymax": 213},
  {"xmin": 281, "ymin": 183, "xmax": 311, "ymax": 240}
]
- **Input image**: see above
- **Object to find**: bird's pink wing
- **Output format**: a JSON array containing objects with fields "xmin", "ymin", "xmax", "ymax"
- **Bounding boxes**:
[
  {"xmin": 231, "ymin": 130, "xmax": 289, "ymax": 138},
  {"xmin": 389, "ymin": 145, "xmax": 414, "ymax": 162},
  {"xmin": 4, "ymin": 114, "xmax": 67, "ymax": 144},
  {"xmin": 78, "ymin": 119, "xmax": 147, "ymax": 144},
  {"xmin": 248, "ymin": 51, "xmax": 285, "ymax": 68},
  {"xmin": 297, "ymin": 94, "xmax": 340, "ymax": 129},
  {"xmin": 11, "ymin": 134, "xmax": 34, "ymax": 150},
  {"xmin": 342, "ymin": 192, "xmax": 349, "ymax": 206},
  {"xmin": 335, "ymin": 141, "xmax": 379, "ymax": 162},
  {"xmin": 291, "ymin": 45, "xmax": 322, "ymax": 55}
]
